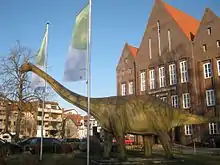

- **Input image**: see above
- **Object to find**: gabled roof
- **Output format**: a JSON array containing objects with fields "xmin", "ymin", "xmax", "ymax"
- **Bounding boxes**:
[
  {"xmin": 159, "ymin": 0, "xmax": 200, "ymax": 40},
  {"xmin": 127, "ymin": 44, "xmax": 138, "ymax": 57},
  {"xmin": 65, "ymin": 114, "xmax": 88, "ymax": 126},
  {"xmin": 116, "ymin": 43, "xmax": 138, "ymax": 69},
  {"xmin": 200, "ymin": 8, "xmax": 218, "ymax": 25}
]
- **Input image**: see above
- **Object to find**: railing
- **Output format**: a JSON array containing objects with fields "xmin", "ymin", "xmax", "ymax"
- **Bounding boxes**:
[
  {"xmin": 125, "ymin": 144, "xmax": 183, "ymax": 154},
  {"xmin": 37, "ymin": 116, "xmax": 62, "ymax": 122},
  {"xmin": 38, "ymin": 108, "xmax": 62, "ymax": 114}
]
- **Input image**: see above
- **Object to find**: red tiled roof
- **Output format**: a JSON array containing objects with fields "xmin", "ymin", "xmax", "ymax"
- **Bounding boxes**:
[
  {"xmin": 159, "ymin": 0, "xmax": 200, "ymax": 40},
  {"xmin": 65, "ymin": 114, "xmax": 88, "ymax": 126},
  {"xmin": 127, "ymin": 44, "xmax": 138, "ymax": 57}
]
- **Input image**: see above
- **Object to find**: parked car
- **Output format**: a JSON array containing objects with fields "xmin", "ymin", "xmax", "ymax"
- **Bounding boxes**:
[
  {"xmin": 17, "ymin": 137, "xmax": 62, "ymax": 154},
  {"xmin": 62, "ymin": 138, "xmax": 80, "ymax": 150},
  {"xmin": 112, "ymin": 137, "xmax": 134, "ymax": 145},
  {"xmin": 79, "ymin": 138, "xmax": 87, "ymax": 152},
  {"xmin": 0, "ymin": 138, "xmax": 23, "ymax": 155},
  {"xmin": 79, "ymin": 136, "xmax": 103, "ymax": 153},
  {"xmin": 62, "ymin": 138, "xmax": 80, "ymax": 143}
]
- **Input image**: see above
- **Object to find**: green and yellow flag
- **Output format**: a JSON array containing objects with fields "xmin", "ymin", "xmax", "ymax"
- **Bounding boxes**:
[
  {"xmin": 64, "ymin": 4, "xmax": 89, "ymax": 81},
  {"xmin": 36, "ymin": 29, "xmax": 48, "ymax": 66},
  {"xmin": 31, "ymin": 24, "xmax": 49, "ymax": 90}
]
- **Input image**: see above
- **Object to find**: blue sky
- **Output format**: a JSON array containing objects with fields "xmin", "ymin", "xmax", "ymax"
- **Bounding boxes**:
[{"xmin": 0, "ymin": 0, "xmax": 219, "ymax": 114}]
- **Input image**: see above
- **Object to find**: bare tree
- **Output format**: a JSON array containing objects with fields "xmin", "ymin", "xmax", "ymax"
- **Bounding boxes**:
[{"xmin": 0, "ymin": 41, "xmax": 52, "ymax": 141}]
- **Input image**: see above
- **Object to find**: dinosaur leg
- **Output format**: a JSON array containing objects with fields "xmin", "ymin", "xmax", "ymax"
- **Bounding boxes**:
[
  {"xmin": 110, "ymin": 119, "xmax": 126, "ymax": 161},
  {"xmin": 115, "ymin": 133, "xmax": 126, "ymax": 161},
  {"xmin": 103, "ymin": 130, "xmax": 113, "ymax": 159},
  {"xmin": 158, "ymin": 132, "xmax": 174, "ymax": 159},
  {"xmin": 143, "ymin": 135, "xmax": 153, "ymax": 157}
]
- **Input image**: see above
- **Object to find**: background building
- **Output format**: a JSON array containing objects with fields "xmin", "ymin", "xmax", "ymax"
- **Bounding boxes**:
[
  {"xmin": 36, "ymin": 101, "xmax": 63, "ymax": 138},
  {"xmin": 116, "ymin": 0, "xmax": 220, "ymax": 145},
  {"xmin": 63, "ymin": 110, "xmax": 101, "ymax": 139},
  {"xmin": 0, "ymin": 100, "xmax": 36, "ymax": 138}
]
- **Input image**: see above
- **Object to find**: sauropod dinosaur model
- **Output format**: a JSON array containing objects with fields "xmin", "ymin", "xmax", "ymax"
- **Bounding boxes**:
[{"xmin": 20, "ymin": 62, "xmax": 210, "ymax": 160}]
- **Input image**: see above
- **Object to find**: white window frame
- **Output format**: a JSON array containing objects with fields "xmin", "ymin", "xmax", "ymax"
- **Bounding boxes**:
[
  {"xmin": 184, "ymin": 124, "xmax": 193, "ymax": 135},
  {"xmin": 180, "ymin": 61, "xmax": 188, "ymax": 83},
  {"xmin": 182, "ymin": 93, "xmax": 190, "ymax": 109},
  {"xmin": 169, "ymin": 64, "xmax": 177, "ymax": 85},
  {"xmin": 159, "ymin": 66, "xmax": 165, "ymax": 88},
  {"xmin": 217, "ymin": 60, "xmax": 220, "ymax": 76},
  {"xmin": 217, "ymin": 40, "xmax": 220, "ymax": 48},
  {"xmin": 209, "ymin": 123, "xmax": 219, "ymax": 135},
  {"xmin": 128, "ymin": 81, "xmax": 134, "ymax": 95},
  {"xmin": 207, "ymin": 27, "xmax": 211, "ymax": 36},
  {"xmin": 124, "ymin": 58, "xmax": 128, "ymax": 64},
  {"xmin": 171, "ymin": 95, "xmax": 178, "ymax": 108},
  {"xmin": 140, "ymin": 71, "xmax": 146, "ymax": 92},
  {"xmin": 121, "ymin": 83, "xmax": 126, "ymax": 96},
  {"xmin": 160, "ymin": 97, "xmax": 167, "ymax": 102},
  {"xmin": 206, "ymin": 89, "xmax": 215, "ymax": 106},
  {"xmin": 149, "ymin": 69, "xmax": 155, "ymax": 89},
  {"xmin": 157, "ymin": 21, "xmax": 161, "ymax": 56},
  {"xmin": 168, "ymin": 29, "xmax": 171, "ymax": 52},
  {"xmin": 149, "ymin": 38, "xmax": 152, "ymax": 59},
  {"xmin": 203, "ymin": 62, "xmax": 212, "ymax": 79},
  {"xmin": 203, "ymin": 44, "xmax": 207, "ymax": 52}
]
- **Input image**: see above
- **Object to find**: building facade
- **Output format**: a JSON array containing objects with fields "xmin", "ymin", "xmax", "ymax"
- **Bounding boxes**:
[
  {"xmin": 36, "ymin": 101, "xmax": 63, "ymax": 138},
  {"xmin": 63, "ymin": 111, "xmax": 101, "ymax": 139},
  {"xmin": 0, "ymin": 100, "xmax": 37, "ymax": 138},
  {"xmin": 116, "ymin": 0, "xmax": 220, "ymax": 144}
]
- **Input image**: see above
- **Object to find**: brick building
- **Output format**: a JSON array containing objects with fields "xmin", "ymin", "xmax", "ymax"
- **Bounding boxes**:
[{"xmin": 116, "ymin": 0, "xmax": 220, "ymax": 144}]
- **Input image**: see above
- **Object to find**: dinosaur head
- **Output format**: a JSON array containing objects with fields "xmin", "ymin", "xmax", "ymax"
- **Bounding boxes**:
[{"xmin": 20, "ymin": 62, "xmax": 32, "ymax": 73}]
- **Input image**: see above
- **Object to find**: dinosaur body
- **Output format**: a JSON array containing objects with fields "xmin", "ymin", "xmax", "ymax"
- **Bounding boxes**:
[{"xmin": 21, "ymin": 62, "xmax": 209, "ymax": 160}]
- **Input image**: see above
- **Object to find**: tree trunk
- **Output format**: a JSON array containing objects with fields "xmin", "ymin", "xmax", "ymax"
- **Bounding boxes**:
[
  {"xmin": 14, "ymin": 77, "xmax": 24, "ymax": 141},
  {"xmin": 5, "ymin": 104, "xmax": 10, "ymax": 133},
  {"xmin": 143, "ymin": 135, "xmax": 153, "ymax": 157},
  {"xmin": 15, "ymin": 109, "xmax": 22, "ymax": 141}
]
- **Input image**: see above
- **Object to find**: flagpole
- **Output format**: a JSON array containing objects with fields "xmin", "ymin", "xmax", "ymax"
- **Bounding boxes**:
[
  {"xmin": 87, "ymin": 0, "xmax": 92, "ymax": 165},
  {"xmin": 40, "ymin": 22, "xmax": 49, "ymax": 161}
]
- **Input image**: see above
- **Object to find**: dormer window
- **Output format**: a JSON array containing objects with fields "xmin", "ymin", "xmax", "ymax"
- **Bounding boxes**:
[
  {"xmin": 207, "ymin": 27, "xmax": 212, "ymax": 35},
  {"xmin": 203, "ymin": 44, "xmax": 207, "ymax": 52},
  {"xmin": 217, "ymin": 40, "xmax": 220, "ymax": 48}
]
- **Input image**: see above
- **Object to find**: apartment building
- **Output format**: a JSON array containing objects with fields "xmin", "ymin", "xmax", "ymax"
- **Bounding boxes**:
[
  {"xmin": 0, "ymin": 100, "xmax": 64, "ymax": 138},
  {"xmin": 36, "ymin": 101, "xmax": 63, "ymax": 138},
  {"xmin": 116, "ymin": 0, "xmax": 220, "ymax": 145},
  {"xmin": 0, "ymin": 100, "xmax": 36, "ymax": 137}
]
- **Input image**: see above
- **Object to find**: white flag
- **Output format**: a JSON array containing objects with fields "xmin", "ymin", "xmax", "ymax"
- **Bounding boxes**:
[
  {"xmin": 63, "ymin": 4, "xmax": 89, "ymax": 82},
  {"xmin": 32, "ymin": 24, "xmax": 48, "ymax": 90}
]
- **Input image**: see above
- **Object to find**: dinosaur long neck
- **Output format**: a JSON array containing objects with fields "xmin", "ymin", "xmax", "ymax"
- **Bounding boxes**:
[{"xmin": 27, "ymin": 63, "xmax": 101, "ymax": 121}]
